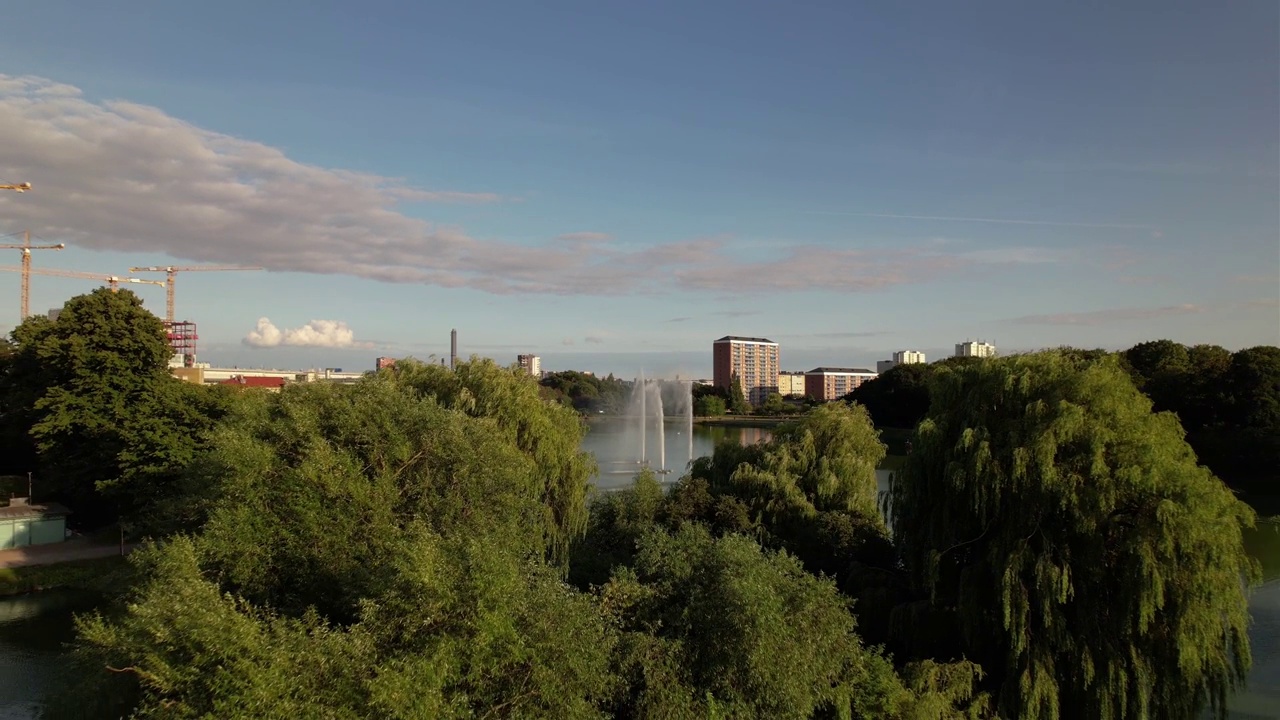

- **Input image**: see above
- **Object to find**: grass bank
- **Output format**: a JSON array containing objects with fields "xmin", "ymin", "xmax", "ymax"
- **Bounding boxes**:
[
  {"xmin": 692, "ymin": 416, "xmax": 803, "ymax": 428},
  {"xmin": 0, "ymin": 555, "xmax": 134, "ymax": 597}
]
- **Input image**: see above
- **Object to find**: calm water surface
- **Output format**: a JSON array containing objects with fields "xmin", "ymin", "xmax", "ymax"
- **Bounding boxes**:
[
  {"xmin": 0, "ymin": 590, "xmax": 97, "ymax": 720},
  {"xmin": 2, "ymin": 424, "xmax": 1276, "ymax": 717}
]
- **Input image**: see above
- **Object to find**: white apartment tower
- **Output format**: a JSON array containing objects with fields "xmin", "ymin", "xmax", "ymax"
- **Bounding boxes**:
[
  {"xmin": 517, "ymin": 354, "xmax": 542, "ymax": 377},
  {"xmin": 955, "ymin": 341, "xmax": 997, "ymax": 358},
  {"xmin": 877, "ymin": 350, "xmax": 927, "ymax": 373}
]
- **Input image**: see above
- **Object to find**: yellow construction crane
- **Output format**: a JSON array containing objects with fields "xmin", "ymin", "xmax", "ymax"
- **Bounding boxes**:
[
  {"xmin": 0, "ymin": 231, "xmax": 66, "ymax": 318},
  {"xmin": 0, "ymin": 182, "xmax": 32, "ymax": 192},
  {"xmin": 129, "ymin": 265, "xmax": 264, "ymax": 323},
  {"xmin": 0, "ymin": 266, "xmax": 166, "ymax": 317}
]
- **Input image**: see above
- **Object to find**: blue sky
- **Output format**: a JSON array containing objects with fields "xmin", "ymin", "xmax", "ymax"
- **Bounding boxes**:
[{"xmin": 0, "ymin": 1, "xmax": 1276, "ymax": 377}]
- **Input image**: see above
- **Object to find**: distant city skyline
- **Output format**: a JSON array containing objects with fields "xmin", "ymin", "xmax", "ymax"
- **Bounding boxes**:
[{"xmin": 0, "ymin": 2, "xmax": 1275, "ymax": 370}]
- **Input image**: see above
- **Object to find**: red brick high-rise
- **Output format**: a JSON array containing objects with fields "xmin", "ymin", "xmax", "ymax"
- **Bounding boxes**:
[{"xmin": 712, "ymin": 336, "xmax": 780, "ymax": 405}]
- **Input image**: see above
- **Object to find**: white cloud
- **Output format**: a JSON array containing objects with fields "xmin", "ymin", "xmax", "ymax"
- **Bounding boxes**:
[
  {"xmin": 0, "ymin": 74, "xmax": 1064, "ymax": 297},
  {"xmin": 243, "ymin": 317, "xmax": 369, "ymax": 348}
]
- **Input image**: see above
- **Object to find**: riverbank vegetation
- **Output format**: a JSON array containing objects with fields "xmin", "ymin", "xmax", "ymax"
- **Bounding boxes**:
[{"xmin": 0, "ymin": 288, "xmax": 1272, "ymax": 719}]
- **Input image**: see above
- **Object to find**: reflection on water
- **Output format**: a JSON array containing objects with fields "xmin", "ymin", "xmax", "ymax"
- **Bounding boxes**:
[
  {"xmin": 1219, "ymin": 579, "xmax": 1280, "ymax": 719},
  {"xmin": 580, "ymin": 419, "xmax": 775, "ymax": 490},
  {"xmin": 0, "ymin": 590, "xmax": 98, "ymax": 720},
  {"xmin": 1226, "ymin": 521, "xmax": 1280, "ymax": 718}
]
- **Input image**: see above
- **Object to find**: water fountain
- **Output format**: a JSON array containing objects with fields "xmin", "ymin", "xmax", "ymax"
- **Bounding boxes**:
[
  {"xmin": 624, "ymin": 375, "xmax": 697, "ymax": 476},
  {"xmin": 685, "ymin": 380, "xmax": 694, "ymax": 463}
]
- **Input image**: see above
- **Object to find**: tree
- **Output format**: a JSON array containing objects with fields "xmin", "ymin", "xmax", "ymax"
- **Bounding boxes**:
[
  {"xmin": 891, "ymin": 351, "xmax": 1258, "ymax": 719},
  {"xmin": 845, "ymin": 363, "xmax": 932, "ymax": 429},
  {"xmin": 53, "ymin": 372, "xmax": 617, "ymax": 718},
  {"xmin": 389, "ymin": 359, "xmax": 597, "ymax": 563},
  {"xmin": 540, "ymin": 370, "xmax": 628, "ymax": 414},
  {"xmin": 760, "ymin": 391, "xmax": 786, "ymax": 415},
  {"xmin": 691, "ymin": 383, "xmax": 727, "ymax": 402},
  {"xmin": 728, "ymin": 373, "xmax": 750, "ymax": 414},
  {"xmin": 1219, "ymin": 346, "xmax": 1280, "ymax": 486},
  {"xmin": 0, "ymin": 289, "xmax": 219, "ymax": 526},
  {"xmin": 599, "ymin": 525, "xmax": 921, "ymax": 719},
  {"xmin": 1121, "ymin": 339, "xmax": 1191, "ymax": 392},
  {"xmin": 693, "ymin": 394, "xmax": 726, "ymax": 417}
]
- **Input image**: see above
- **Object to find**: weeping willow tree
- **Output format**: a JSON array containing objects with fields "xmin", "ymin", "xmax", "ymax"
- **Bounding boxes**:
[
  {"xmin": 890, "ymin": 351, "xmax": 1259, "ymax": 720},
  {"xmin": 387, "ymin": 357, "xmax": 596, "ymax": 564}
]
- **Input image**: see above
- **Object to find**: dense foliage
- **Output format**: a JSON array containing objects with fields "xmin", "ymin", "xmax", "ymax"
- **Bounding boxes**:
[
  {"xmin": 729, "ymin": 373, "xmax": 750, "ymax": 414},
  {"xmin": 0, "ymin": 296, "xmax": 1266, "ymax": 719},
  {"xmin": 847, "ymin": 341, "xmax": 1280, "ymax": 492},
  {"xmin": 540, "ymin": 370, "xmax": 629, "ymax": 414},
  {"xmin": 891, "ymin": 352, "xmax": 1258, "ymax": 719},
  {"xmin": 693, "ymin": 394, "xmax": 726, "ymax": 416},
  {"xmin": 0, "ymin": 289, "xmax": 239, "ymax": 527}
]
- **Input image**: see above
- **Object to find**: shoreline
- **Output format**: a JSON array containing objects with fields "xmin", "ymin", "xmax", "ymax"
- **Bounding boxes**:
[{"xmin": 0, "ymin": 554, "xmax": 133, "ymax": 597}]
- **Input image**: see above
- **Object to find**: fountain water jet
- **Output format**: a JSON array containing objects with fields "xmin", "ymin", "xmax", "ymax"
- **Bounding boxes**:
[
  {"xmin": 685, "ymin": 380, "xmax": 694, "ymax": 464},
  {"xmin": 623, "ymin": 376, "xmax": 700, "ymax": 476},
  {"xmin": 654, "ymin": 382, "xmax": 665, "ymax": 471},
  {"xmin": 638, "ymin": 371, "xmax": 646, "ymax": 464}
]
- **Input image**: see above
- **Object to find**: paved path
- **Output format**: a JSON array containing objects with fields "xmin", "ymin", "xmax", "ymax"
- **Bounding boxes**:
[{"xmin": 0, "ymin": 539, "xmax": 139, "ymax": 569}]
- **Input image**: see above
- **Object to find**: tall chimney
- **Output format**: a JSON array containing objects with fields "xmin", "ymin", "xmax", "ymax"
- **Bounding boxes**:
[{"xmin": 450, "ymin": 329, "xmax": 457, "ymax": 370}]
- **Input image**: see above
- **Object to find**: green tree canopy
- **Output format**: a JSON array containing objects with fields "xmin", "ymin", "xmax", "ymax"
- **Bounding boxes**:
[
  {"xmin": 693, "ymin": 394, "xmax": 727, "ymax": 417},
  {"xmin": 729, "ymin": 373, "xmax": 750, "ymax": 414},
  {"xmin": 386, "ymin": 358, "xmax": 597, "ymax": 562},
  {"xmin": 599, "ymin": 524, "xmax": 919, "ymax": 719},
  {"xmin": 760, "ymin": 391, "xmax": 786, "ymax": 415},
  {"xmin": 53, "ymin": 370, "xmax": 616, "ymax": 718},
  {"xmin": 540, "ymin": 370, "xmax": 628, "ymax": 414},
  {"xmin": 0, "ymin": 289, "xmax": 232, "ymax": 526},
  {"xmin": 891, "ymin": 350, "xmax": 1258, "ymax": 720},
  {"xmin": 845, "ymin": 362, "xmax": 932, "ymax": 429}
]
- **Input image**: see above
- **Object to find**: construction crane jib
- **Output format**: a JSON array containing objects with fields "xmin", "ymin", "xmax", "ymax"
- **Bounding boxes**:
[
  {"xmin": 128, "ymin": 265, "xmax": 265, "ymax": 324},
  {"xmin": 0, "ymin": 231, "xmax": 65, "ymax": 319},
  {"xmin": 0, "ymin": 265, "xmax": 165, "ymax": 317}
]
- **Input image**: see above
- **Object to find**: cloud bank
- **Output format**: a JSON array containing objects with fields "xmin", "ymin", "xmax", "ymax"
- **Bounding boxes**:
[
  {"xmin": 243, "ymin": 317, "xmax": 370, "ymax": 348},
  {"xmin": 0, "ymin": 74, "xmax": 1065, "ymax": 297},
  {"xmin": 1009, "ymin": 304, "xmax": 1205, "ymax": 326}
]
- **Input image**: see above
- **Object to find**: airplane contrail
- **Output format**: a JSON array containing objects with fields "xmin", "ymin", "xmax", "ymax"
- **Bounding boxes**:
[{"xmin": 809, "ymin": 211, "xmax": 1154, "ymax": 230}]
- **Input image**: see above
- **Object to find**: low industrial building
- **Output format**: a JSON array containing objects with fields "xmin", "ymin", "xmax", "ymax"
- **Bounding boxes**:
[
  {"xmin": 219, "ymin": 375, "xmax": 287, "ymax": 391},
  {"xmin": 804, "ymin": 367, "xmax": 878, "ymax": 402},
  {"xmin": 0, "ymin": 498, "xmax": 70, "ymax": 549},
  {"xmin": 171, "ymin": 366, "xmax": 365, "ymax": 387}
]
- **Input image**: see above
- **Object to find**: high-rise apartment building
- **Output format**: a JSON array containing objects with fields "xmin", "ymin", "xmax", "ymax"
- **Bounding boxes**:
[
  {"xmin": 955, "ymin": 341, "xmax": 997, "ymax": 358},
  {"xmin": 804, "ymin": 367, "xmax": 878, "ymax": 401},
  {"xmin": 517, "ymin": 353, "xmax": 542, "ymax": 377},
  {"xmin": 713, "ymin": 336, "xmax": 780, "ymax": 405},
  {"xmin": 876, "ymin": 350, "xmax": 927, "ymax": 373}
]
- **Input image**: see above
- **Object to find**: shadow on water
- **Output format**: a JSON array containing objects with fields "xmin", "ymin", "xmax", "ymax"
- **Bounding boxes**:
[{"xmin": 0, "ymin": 589, "xmax": 101, "ymax": 720}]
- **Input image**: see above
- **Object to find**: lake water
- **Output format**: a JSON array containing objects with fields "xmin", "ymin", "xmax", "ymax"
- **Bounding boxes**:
[
  {"xmin": 580, "ymin": 418, "xmax": 775, "ymax": 490},
  {"xmin": 0, "ymin": 590, "xmax": 97, "ymax": 720},
  {"xmin": 2, "ymin": 423, "xmax": 1276, "ymax": 717}
]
